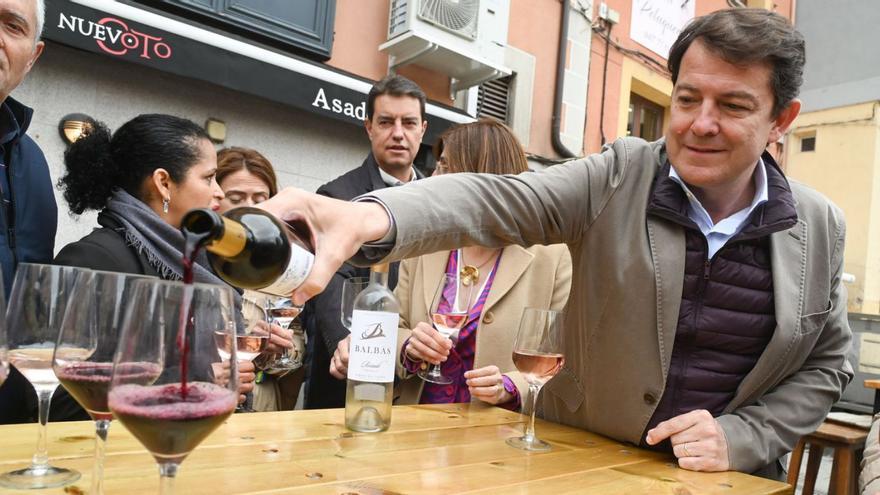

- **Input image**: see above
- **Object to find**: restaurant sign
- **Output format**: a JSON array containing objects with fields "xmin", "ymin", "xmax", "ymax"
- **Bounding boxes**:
[
  {"xmin": 57, "ymin": 12, "xmax": 173, "ymax": 60},
  {"xmin": 629, "ymin": 0, "xmax": 695, "ymax": 58}
]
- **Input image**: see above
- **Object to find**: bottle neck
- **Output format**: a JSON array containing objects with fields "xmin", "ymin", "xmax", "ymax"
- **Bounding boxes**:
[
  {"xmin": 369, "ymin": 269, "xmax": 389, "ymax": 288},
  {"xmin": 205, "ymin": 216, "xmax": 248, "ymax": 257}
]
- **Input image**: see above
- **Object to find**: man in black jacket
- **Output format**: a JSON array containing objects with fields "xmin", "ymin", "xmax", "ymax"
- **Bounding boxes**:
[
  {"xmin": 0, "ymin": 0, "xmax": 60, "ymax": 423},
  {"xmin": 303, "ymin": 74, "xmax": 426, "ymax": 408}
]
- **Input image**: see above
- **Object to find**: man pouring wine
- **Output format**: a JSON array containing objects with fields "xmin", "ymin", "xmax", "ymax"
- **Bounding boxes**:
[{"xmin": 257, "ymin": 8, "xmax": 852, "ymax": 480}]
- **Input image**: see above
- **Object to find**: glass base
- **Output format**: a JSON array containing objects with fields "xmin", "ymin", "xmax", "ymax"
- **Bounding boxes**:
[
  {"xmin": 0, "ymin": 465, "xmax": 81, "ymax": 489},
  {"xmin": 417, "ymin": 368, "xmax": 453, "ymax": 385},
  {"xmin": 506, "ymin": 435, "xmax": 552, "ymax": 452},
  {"xmin": 266, "ymin": 357, "xmax": 301, "ymax": 373}
]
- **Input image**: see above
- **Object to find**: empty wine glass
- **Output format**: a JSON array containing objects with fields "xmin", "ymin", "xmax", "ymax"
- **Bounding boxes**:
[
  {"xmin": 0, "ymin": 263, "xmax": 87, "ymax": 489},
  {"xmin": 340, "ymin": 277, "xmax": 370, "ymax": 330},
  {"xmin": 506, "ymin": 308, "xmax": 566, "ymax": 452},
  {"xmin": 108, "ymin": 279, "xmax": 238, "ymax": 495},
  {"xmin": 418, "ymin": 273, "xmax": 472, "ymax": 385},
  {"xmin": 53, "ymin": 270, "xmax": 154, "ymax": 495}
]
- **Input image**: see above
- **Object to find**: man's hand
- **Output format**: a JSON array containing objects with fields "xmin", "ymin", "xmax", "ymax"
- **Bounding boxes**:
[
  {"xmin": 404, "ymin": 322, "xmax": 452, "ymax": 365},
  {"xmin": 465, "ymin": 365, "xmax": 512, "ymax": 405},
  {"xmin": 330, "ymin": 335, "xmax": 351, "ymax": 380},
  {"xmin": 258, "ymin": 188, "xmax": 391, "ymax": 305},
  {"xmin": 645, "ymin": 409, "xmax": 730, "ymax": 472}
]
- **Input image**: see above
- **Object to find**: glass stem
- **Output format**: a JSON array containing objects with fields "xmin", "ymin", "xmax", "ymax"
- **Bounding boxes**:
[
  {"xmin": 32, "ymin": 388, "xmax": 54, "ymax": 469},
  {"xmin": 523, "ymin": 384, "xmax": 541, "ymax": 443},
  {"xmin": 158, "ymin": 462, "xmax": 179, "ymax": 495},
  {"xmin": 91, "ymin": 419, "xmax": 110, "ymax": 495}
]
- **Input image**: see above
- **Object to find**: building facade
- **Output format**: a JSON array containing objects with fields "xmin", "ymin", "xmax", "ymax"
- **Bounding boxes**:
[
  {"xmin": 22, "ymin": 0, "xmax": 795, "ymax": 251},
  {"xmin": 784, "ymin": 0, "xmax": 880, "ymax": 315}
]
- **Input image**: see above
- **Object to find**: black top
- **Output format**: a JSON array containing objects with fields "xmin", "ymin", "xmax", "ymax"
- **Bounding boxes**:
[{"xmin": 302, "ymin": 154, "xmax": 420, "ymax": 408}]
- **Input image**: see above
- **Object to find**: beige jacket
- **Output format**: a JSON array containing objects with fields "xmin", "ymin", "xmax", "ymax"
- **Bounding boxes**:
[
  {"xmin": 393, "ymin": 245, "xmax": 572, "ymax": 405},
  {"xmin": 359, "ymin": 137, "xmax": 853, "ymax": 474},
  {"xmin": 860, "ymin": 414, "xmax": 880, "ymax": 494}
]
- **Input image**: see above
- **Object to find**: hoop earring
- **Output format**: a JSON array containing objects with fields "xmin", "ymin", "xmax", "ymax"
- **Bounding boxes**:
[{"xmin": 162, "ymin": 198, "xmax": 170, "ymax": 214}]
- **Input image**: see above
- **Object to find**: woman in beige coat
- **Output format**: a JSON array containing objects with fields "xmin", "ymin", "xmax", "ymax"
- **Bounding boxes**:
[
  {"xmin": 330, "ymin": 120, "xmax": 571, "ymax": 409},
  {"xmin": 392, "ymin": 120, "xmax": 571, "ymax": 409}
]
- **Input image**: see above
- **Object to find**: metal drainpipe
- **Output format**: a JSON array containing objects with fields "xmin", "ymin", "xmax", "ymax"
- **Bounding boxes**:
[{"xmin": 551, "ymin": 0, "xmax": 577, "ymax": 158}]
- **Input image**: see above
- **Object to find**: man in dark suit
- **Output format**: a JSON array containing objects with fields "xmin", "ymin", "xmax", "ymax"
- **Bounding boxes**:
[
  {"xmin": 303, "ymin": 74, "xmax": 427, "ymax": 408},
  {"xmin": 0, "ymin": 0, "xmax": 60, "ymax": 424}
]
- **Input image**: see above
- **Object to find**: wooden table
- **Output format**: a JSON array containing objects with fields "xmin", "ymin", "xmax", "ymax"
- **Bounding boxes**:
[{"xmin": 1, "ymin": 404, "xmax": 791, "ymax": 494}]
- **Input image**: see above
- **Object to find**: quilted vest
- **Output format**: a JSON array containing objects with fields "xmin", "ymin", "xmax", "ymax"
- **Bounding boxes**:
[{"xmin": 641, "ymin": 156, "xmax": 798, "ymax": 450}]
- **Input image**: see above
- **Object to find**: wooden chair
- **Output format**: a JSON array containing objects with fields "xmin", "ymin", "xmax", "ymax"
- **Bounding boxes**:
[{"xmin": 787, "ymin": 421, "xmax": 868, "ymax": 495}]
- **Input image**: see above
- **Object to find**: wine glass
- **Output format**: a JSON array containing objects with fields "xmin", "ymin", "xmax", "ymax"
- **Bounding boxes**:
[
  {"xmin": 216, "ymin": 295, "xmax": 270, "ymax": 412},
  {"xmin": 263, "ymin": 296, "xmax": 304, "ymax": 372},
  {"xmin": 418, "ymin": 273, "xmax": 472, "ymax": 385},
  {"xmin": 340, "ymin": 277, "xmax": 370, "ymax": 330},
  {"xmin": 506, "ymin": 308, "xmax": 566, "ymax": 452},
  {"xmin": 0, "ymin": 263, "xmax": 87, "ymax": 489},
  {"xmin": 108, "ymin": 279, "xmax": 238, "ymax": 495},
  {"xmin": 53, "ymin": 270, "xmax": 154, "ymax": 495}
]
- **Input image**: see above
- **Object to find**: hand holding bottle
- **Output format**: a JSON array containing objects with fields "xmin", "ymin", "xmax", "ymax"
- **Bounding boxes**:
[{"xmin": 257, "ymin": 188, "xmax": 392, "ymax": 305}]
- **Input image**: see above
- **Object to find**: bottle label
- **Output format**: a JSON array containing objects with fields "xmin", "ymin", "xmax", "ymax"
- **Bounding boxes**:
[
  {"xmin": 348, "ymin": 309, "xmax": 399, "ymax": 383},
  {"xmin": 260, "ymin": 244, "xmax": 315, "ymax": 297}
]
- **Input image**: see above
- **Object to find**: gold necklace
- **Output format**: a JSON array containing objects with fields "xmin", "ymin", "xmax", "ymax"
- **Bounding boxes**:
[{"xmin": 459, "ymin": 249, "xmax": 498, "ymax": 286}]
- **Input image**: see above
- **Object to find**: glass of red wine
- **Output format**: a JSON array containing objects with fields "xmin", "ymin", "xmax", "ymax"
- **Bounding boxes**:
[
  {"xmin": 506, "ymin": 307, "xmax": 566, "ymax": 452},
  {"xmin": 53, "ymin": 270, "xmax": 158, "ymax": 495},
  {"xmin": 108, "ymin": 279, "xmax": 238, "ymax": 495},
  {"xmin": 0, "ymin": 263, "xmax": 87, "ymax": 489},
  {"xmin": 418, "ymin": 273, "xmax": 472, "ymax": 385}
]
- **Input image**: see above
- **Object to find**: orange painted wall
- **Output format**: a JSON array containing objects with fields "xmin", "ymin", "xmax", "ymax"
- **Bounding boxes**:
[
  {"xmin": 327, "ymin": 0, "xmax": 453, "ymax": 107},
  {"xmin": 507, "ymin": 0, "xmax": 566, "ymax": 157},
  {"xmin": 582, "ymin": 0, "xmax": 794, "ymax": 154},
  {"xmin": 325, "ymin": 0, "xmax": 794, "ymax": 157}
]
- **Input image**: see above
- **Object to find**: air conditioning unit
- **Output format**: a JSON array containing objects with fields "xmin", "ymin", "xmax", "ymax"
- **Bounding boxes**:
[{"xmin": 380, "ymin": 0, "xmax": 511, "ymax": 94}]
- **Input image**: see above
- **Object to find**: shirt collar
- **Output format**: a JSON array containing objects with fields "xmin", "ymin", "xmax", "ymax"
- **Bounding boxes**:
[
  {"xmin": 0, "ymin": 103, "xmax": 21, "ymax": 147},
  {"xmin": 378, "ymin": 166, "xmax": 416, "ymax": 187},
  {"xmin": 668, "ymin": 159, "xmax": 769, "ymax": 234}
]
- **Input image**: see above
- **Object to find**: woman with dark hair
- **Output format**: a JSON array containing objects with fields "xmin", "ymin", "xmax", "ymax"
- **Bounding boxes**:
[
  {"xmin": 55, "ymin": 114, "xmax": 225, "ymax": 272},
  {"xmin": 52, "ymin": 114, "xmax": 287, "ymax": 417},
  {"xmin": 330, "ymin": 119, "xmax": 572, "ymax": 409}
]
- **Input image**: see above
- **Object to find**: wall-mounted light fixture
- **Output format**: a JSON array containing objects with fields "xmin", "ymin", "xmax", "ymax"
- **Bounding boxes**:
[
  {"xmin": 205, "ymin": 118, "xmax": 227, "ymax": 143},
  {"xmin": 58, "ymin": 113, "xmax": 96, "ymax": 145}
]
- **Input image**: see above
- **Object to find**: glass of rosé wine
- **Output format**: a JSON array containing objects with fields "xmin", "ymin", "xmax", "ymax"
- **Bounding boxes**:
[
  {"xmin": 506, "ymin": 307, "xmax": 566, "ymax": 452},
  {"xmin": 418, "ymin": 273, "xmax": 473, "ymax": 385}
]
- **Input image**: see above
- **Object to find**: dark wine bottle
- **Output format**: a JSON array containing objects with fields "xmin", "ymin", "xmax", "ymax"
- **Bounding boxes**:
[{"xmin": 180, "ymin": 207, "xmax": 314, "ymax": 297}]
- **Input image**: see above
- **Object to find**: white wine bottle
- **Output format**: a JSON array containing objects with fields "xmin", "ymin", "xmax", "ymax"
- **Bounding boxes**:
[
  {"xmin": 345, "ymin": 263, "xmax": 400, "ymax": 432},
  {"xmin": 180, "ymin": 207, "xmax": 314, "ymax": 297}
]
